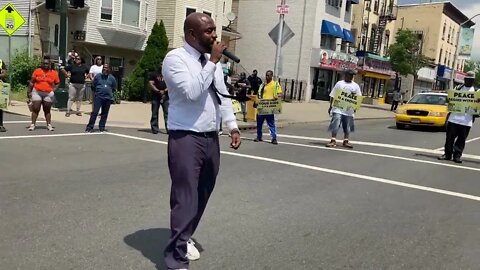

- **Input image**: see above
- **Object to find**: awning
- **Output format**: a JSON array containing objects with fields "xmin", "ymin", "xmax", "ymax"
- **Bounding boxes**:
[
  {"xmin": 343, "ymin": 29, "xmax": 355, "ymax": 43},
  {"xmin": 362, "ymin": 71, "xmax": 392, "ymax": 80},
  {"xmin": 321, "ymin": 20, "xmax": 344, "ymax": 38},
  {"xmin": 350, "ymin": 0, "xmax": 359, "ymax": 4}
]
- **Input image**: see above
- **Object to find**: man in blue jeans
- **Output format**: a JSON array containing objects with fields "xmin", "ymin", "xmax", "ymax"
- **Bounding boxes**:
[
  {"xmin": 326, "ymin": 69, "xmax": 362, "ymax": 148},
  {"xmin": 85, "ymin": 64, "xmax": 117, "ymax": 132},
  {"xmin": 253, "ymin": 70, "xmax": 282, "ymax": 144}
]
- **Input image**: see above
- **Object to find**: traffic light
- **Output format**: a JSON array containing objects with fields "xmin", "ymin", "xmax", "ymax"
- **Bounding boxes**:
[
  {"xmin": 70, "ymin": 0, "xmax": 84, "ymax": 8},
  {"xmin": 45, "ymin": 0, "xmax": 57, "ymax": 10}
]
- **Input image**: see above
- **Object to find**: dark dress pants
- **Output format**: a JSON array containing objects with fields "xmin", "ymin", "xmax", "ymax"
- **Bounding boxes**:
[
  {"xmin": 391, "ymin": 101, "xmax": 399, "ymax": 111},
  {"xmin": 444, "ymin": 122, "xmax": 471, "ymax": 158},
  {"xmin": 87, "ymin": 96, "xmax": 112, "ymax": 131},
  {"xmin": 164, "ymin": 131, "xmax": 220, "ymax": 269},
  {"xmin": 151, "ymin": 95, "xmax": 169, "ymax": 132}
]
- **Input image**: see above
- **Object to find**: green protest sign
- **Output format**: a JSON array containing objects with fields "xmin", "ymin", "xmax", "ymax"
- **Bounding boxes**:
[
  {"xmin": 257, "ymin": 99, "xmax": 282, "ymax": 115},
  {"xmin": 447, "ymin": 90, "xmax": 480, "ymax": 115},
  {"xmin": 332, "ymin": 89, "xmax": 363, "ymax": 112}
]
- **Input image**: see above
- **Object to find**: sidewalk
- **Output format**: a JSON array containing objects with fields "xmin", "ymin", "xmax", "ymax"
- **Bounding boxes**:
[{"xmin": 5, "ymin": 100, "xmax": 395, "ymax": 130}]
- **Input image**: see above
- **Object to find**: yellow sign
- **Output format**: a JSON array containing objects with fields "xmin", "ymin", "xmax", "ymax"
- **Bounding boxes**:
[
  {"xmin": 333, "ymin": 89, "xmax": 363, "ymax": 112},
  {"xmin": 0, "ymin": 82, "xmax": 10, "ymax": 109},
  {"xmin": 447, "ymin": 90, "xmax": 480, "ymax": 115},
  {"xmin": 232, "ymin": 100, "xmax": 242, "ymax": 113},
  {"xmin": 0, "ymin": 3, "xmax": 26, "ymax": 36},
  {"xmin": 256, "ymin": 99, "xmax": 282, "ymax": 115}
]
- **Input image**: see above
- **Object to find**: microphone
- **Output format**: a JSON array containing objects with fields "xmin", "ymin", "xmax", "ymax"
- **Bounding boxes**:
[{"xmin": 223, "ymin": 49, "xmax": 240, "ymax": 63}]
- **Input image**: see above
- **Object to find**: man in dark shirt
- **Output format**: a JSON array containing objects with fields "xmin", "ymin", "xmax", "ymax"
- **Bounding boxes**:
[
  {"xmin": 63, "ymin": 56, "xmax": 89, "ymax": 116},
  {"xmin": 247, "ymin": 69, "xmax": 262, "ymax": 95},
  {"xmin": 149, "ymin": 68, "xmax": 169, "ymax": 134},
  {"xmin": 85, "ymin": 64, "xmax": 117, "ymax": 132},
  {"xmin": 235, "ymin": 72, "xmax": 250, "ymax": 121}
]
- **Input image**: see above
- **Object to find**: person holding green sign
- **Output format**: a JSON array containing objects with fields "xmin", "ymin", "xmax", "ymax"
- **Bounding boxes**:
[
  {"xmin": 438, "ymin": 71, "xmax": 478, "ymax": 163},
  {"xmin": 326, "ymin": 69, "xmax": 362, "ymax": 148}
]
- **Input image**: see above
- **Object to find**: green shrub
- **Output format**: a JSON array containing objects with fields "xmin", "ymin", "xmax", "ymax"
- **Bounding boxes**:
[
  {"xmin": 124, "ymin": 21, "xmax": 169, "ymax": 100},
  {"xmin": 10, "ymin": 50, "xmax": 41, "ymax": 89}
]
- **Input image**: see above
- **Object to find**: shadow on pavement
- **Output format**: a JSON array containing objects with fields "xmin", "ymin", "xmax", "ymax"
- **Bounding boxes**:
[
  {"xmin": 124, "ymin": 228, "xmax": 171, "ymax": 270},
  {"xmin": 414, "ymin": 153, "xmax": 480, "ymax": 165},
  {"xmin": 387, "ymin": 125, "xmax": 445, "ymax": 133}
]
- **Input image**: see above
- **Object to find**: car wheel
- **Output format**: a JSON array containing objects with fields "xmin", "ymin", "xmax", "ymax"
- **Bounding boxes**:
[{"xmin": 396, "ymin": 123, "xmax": 406, "ymax": 129}]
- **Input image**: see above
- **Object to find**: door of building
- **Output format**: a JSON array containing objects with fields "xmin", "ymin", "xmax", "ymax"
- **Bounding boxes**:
[{"xmin": 312, "ymin": 68, "xmax": 333, "ymax": 100}]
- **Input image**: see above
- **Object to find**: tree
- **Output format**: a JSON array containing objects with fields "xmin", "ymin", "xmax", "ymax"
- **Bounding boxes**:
[
  {"xmin": 124, "ymin": 20, "xmax": 169, "ymax": 100},
  {"xmin": 463, "ymin": 60, "xmax": 480, "ymax": 88},
  {"xmin": 388, "ymin": 29, "xmax": 434, "ymax": 97}
]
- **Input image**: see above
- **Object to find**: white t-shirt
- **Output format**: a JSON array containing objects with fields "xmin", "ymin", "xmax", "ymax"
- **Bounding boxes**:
[
  {"xmin": 329, "ymin": 80, "xmax": 362, "ymax": 117},
  {"xmin": 448, "ymin": 85, "xmax": 475, "ymax": 127},
  {"xmin": 89, "ymin": 65, "xmax": 103, "ymax": 78}
]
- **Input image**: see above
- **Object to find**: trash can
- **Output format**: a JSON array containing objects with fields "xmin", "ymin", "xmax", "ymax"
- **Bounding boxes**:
[{"xmin": 54, "ymin": 88, "xmax": 69, "ymax": 109}]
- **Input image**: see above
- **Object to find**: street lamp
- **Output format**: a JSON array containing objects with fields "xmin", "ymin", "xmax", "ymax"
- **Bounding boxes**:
[{"xmin": 450, "ymin": 14, "xmax": 478, "ymax": 89}]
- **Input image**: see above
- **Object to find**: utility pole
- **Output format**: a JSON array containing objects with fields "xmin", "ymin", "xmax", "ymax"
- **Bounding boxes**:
[
  {"xmin": 54, "ymin": 0, "xmax": 68, "ymax": 109},
  {"xmin": 273, "ymin": 0, "xmax": 286, "ymax": 79}
]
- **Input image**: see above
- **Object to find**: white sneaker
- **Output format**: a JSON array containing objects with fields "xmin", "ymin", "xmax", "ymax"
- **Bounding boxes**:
[{"xmin": 186, "ymin": 239, "xmax": 200, "ymax": 261}]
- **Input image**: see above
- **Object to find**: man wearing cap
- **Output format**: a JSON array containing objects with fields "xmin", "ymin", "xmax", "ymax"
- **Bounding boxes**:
[
  {"xmin": 326, "ymin": 69, "xmax": 362, "ymax": 148},
  {"xmin": 438, "ymin": 70, "xmax": 478, "ymax": 163}
]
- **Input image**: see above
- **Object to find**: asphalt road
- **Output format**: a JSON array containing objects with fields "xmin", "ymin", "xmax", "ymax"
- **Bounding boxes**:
[{"xmin": 1, "ymin": 113, "xmax": 480, "ymax": 270}]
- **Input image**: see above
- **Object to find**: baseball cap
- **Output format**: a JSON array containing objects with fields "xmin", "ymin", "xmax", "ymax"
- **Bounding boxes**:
[
  {"xmin": 465, "ymin": 71, "xmax": 476, "ymax": 79},
  {"xmin": 344, "ymin": 68, "xmax": 357, "ymax": 75}
]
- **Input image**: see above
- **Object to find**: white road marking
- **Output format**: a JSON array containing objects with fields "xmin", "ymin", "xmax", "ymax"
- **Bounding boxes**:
[
  {"xmin": 428, "ymin": 137, "xmax": 480, "ymax": 151},
  {"xmin": 277, "ymin": 134, "xmax": 480, "ymax": 161},
  {"xmin": 0, "ymin": 133, "xmax": 103, "ymax": 140},
  {"xmin": 4, "ymin": 121, "xmax": 46, "ymax": 124},
  {"xmin": 277, "ymin": 140, "xmax": 480, "ymax": 173},
  {"xmin": 108, "ymin": 132, "xmax": 480, "ymax": 202}
]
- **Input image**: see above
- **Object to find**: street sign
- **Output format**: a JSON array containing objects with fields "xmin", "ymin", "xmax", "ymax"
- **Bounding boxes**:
[
  {"xmin": 268, "ymin": 21, "xmax": 295, "ymax": 47},
  {"xmin": 0, "ymin": 3, "xmax": 25, "ymax": 36},
  {"xmin": 276, "ymin": 4, "xmax": 289, "ymax": 14}
]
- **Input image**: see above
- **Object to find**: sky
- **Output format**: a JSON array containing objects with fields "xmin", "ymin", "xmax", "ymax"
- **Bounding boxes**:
[{"xmin": 397, "ymin": 0, "xmax": 480, "ymax": 60}]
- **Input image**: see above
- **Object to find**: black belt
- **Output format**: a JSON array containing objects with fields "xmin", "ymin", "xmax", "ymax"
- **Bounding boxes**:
[{"xmin": 170, "ymin": 130, "xmax": 218, "ymax": 137}]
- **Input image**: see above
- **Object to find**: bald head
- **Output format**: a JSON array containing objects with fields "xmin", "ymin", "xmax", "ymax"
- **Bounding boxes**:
[{"xmin": 183, "ymin": 12, "xmax": 217, "ymax": 54}]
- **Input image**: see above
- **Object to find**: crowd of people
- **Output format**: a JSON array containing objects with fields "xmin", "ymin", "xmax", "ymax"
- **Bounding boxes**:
[{"xmin": 22, "ymin": 51, "xmax": 117, "ymax": 133}]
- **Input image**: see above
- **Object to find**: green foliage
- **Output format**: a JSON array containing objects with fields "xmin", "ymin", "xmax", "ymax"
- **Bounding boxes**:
[
  {"xmin": 463, "ymin": 60, "xmax": 480, "ymax": 88},
  {"xmin": 124, "ymin": 20, "xmax": 169, "ymax": 100},
  {"xmin": 388, "ymin": 29, "xmax": 434, "ymax": 77},
  {"xmin": 10, "ymin": 49, "xmax": 42, "ymax": 89}
]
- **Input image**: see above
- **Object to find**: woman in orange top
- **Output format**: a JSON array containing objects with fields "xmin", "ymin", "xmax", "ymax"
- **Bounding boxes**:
[{"xmin": 29, "ymin": 59, "xmax": 59, "ymax": 131}]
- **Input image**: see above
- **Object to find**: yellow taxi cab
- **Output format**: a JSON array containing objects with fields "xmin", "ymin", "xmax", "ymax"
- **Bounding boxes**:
[{"xmin": 395, "ymin": 92, "xmax": 448, "ymax": 129}]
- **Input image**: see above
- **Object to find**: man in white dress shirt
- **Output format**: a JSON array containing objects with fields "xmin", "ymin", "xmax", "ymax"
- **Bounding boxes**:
[{"xmin": 162, "ymin": 12, "xmax": 241, "ymax": 270}]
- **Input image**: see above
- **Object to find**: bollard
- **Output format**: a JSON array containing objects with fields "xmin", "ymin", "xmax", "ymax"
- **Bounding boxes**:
[{"xmin": 0, "ymin": 109, "xmax": 6, "ymax": 132}]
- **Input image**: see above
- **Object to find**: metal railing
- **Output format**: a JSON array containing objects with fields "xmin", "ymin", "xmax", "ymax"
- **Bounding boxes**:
[{"xmin": 278, "ymin": 78, "xmax": 307, "ymax": 102}]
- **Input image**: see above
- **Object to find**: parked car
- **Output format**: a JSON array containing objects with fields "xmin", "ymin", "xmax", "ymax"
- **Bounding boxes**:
[{"xmin": 395, "ymin": 92, "xmax": 448, "ymax": 129}]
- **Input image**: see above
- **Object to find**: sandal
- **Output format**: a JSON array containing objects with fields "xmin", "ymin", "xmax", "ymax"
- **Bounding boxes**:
[{"xmin": 47, "ymin": 124, "xmax": 55, "ymax": 131}]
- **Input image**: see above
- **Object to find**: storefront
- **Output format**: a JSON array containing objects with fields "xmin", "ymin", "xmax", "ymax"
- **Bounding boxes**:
[
  {"xmin": 435, "ymin": 65, "xmax": 453, "ymax": 90},
  {"xmin": 414, "ymin": 67, "xmax": 436, "ymax": 94},
  {"xmin": 453, "ymin": 70, "xmax": 466, "ymax": 87},
  {"xmin": 310, "ymin": 48, "xmax": 359, "ymax": 100},
  {"xmin": 356, "ymin": 52, "xmax": 395, "ymax": 101}
]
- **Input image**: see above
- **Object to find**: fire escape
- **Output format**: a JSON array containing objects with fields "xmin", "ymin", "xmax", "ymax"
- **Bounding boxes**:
[{"xmin": 371, "ymin": 1, "xmax": 397, "ymax": 55}]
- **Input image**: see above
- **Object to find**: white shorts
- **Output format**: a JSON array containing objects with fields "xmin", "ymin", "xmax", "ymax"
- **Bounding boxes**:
[{"xmin": 31, "ymin": 89, "xmax": 55, "ymax": 103}]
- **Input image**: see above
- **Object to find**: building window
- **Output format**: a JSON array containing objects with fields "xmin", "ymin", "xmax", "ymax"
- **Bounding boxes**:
[
  {"xmin": 373, "ymin": 0, "xmax": 379, "ymax": 14},
  {"xmin": 203, "ymin": 11, "xmax": 212, "ymax": 17},
  {"xmin": 442, "ymin": 21, "xmax": 446, "ymax": 40},
  {"xmin": 439, "ymin": 48, "xmax": 443, "ymax": 64},
  {"xmin": 448, "ymin": 25, "xmax": 451, "ymax": 43},
  {"xmin": 346, "ymin": 0, "xmax": 352, "ymax": 12},
  {"xmin": 122, "ymin": 0, "xmax": 140, "ymax": 27},
  {"xmin": 186, "ymin": 8, "xmax": 196, "ymax": 17},
  {"xmin": 320, "ymin": 35, "xmax": 337, "ymax": 51},
  {"xmin": 101, "ymin": 0, "xmax": 113, "ymax": 21},
  {"xmin": 327, "ymin": 0, "xmax": 342, "ymax": 8},
  {"xmin": 144, "ymin": 3, "xmax": 148, "ymax": 31}
]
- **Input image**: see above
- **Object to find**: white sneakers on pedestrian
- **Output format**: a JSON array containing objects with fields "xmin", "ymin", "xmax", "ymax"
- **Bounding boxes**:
[{"xmin": 186, "ymin": 239, "xmax": 200, "ymax": 261}]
